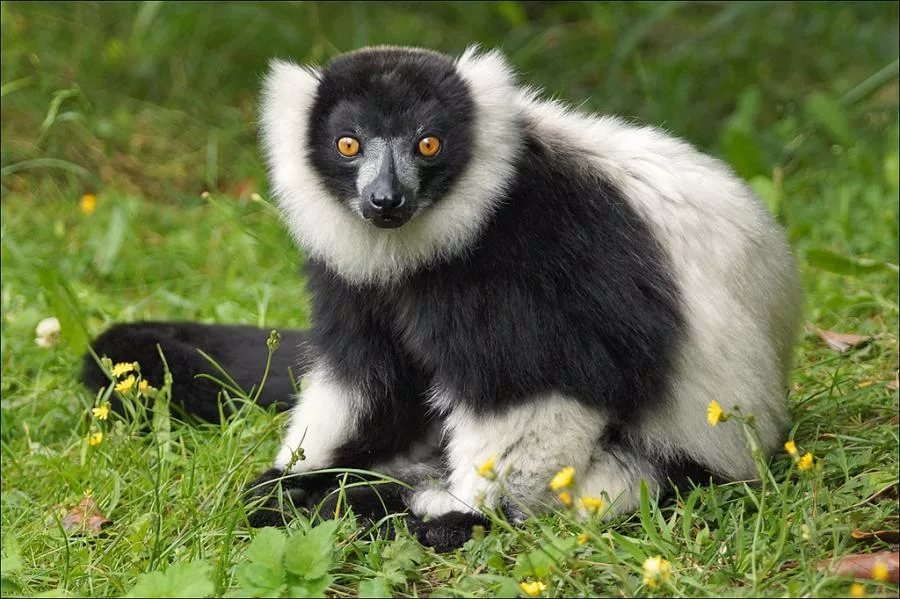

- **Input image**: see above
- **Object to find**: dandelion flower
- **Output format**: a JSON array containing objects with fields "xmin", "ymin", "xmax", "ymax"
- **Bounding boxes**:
[
  {"xmin": 138, "ymin": 379, "xmax": 156, "ymax": 395},
  {"xmin": 518, "ymin": 580, "xmax": 546, "ymax": 597},
  {"xmin": 91, "ymin": 404, "xmax": 110, "ymax": 420},
  {"xmin": 115, "ymin": 374, "xmax": 136, "ymax": 393},
  {"xmin": 784, "ymin": 440, "xmax": 798, "ymax": 456},
  {"xmin": 797, "ymin": 452, "xmax": 814, "ymax": 471},
  {"xmin": 579, "ymin": 496, "xmax": 604, "ymax": 513},
  {"xmin": 706, "ymin": 400, "xmax": 726, "ymax": 426},
  {"xmin": 558, "ymin": 491, "xmax": 573, "ymax": 507},
  {"xmin": 476, "ymin": 455, "xmax": 497, "ymax": 480},
  {"xmin": 549, "ymin": 466, "xmax": 575, "ymax": 490},
  {"xmin": 79, "ymin": 193, "xmax": 97, "ymax": 216},
  {"xmin": 577, "ymin": 532, "xmax": 589, "ymax": 545},
  {"xmin": 871, "ymin": 560, "xmax": 889, "ymax": 583},
  {"xmin": 849, "ymin": 582, "xmax": 866, "ymax": 597},
  {"xmin": 88, "ymin": 432, "xmax": 104, "ymax": 446},
  {"xmin": 34, "ymin": 316, "xmax": 61, "ymax": 348},
  {"xmin": 110, "ymin": 362, "xmax": 135, "ymax": 378},
  {"xmin": 642, "ymin": 555, "xmax": 672, "ymax": 590}
]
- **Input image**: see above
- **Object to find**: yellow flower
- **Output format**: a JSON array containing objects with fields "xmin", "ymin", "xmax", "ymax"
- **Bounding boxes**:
[
  {"xmin": 871, "ymin": 560, "xmax": 889, "ymax": 583},
  {"xmin": 79, "ymin": 194, "xmax": 97, "ymax": 216},
  {"xmin": 114, "ymin": 374, "xmax": 136, "ymax": 393},
  {"xmin": 558, "ymin": 491, "xmax": 573, "ymax": 507},
  {"xmin": 797, "ymin": 452, "xmax": 814, "ymax": 471},
  {"xmin": 139, "ymin": 379, "xmax": 156, "ymax": 395},
  {"xmin": 577, "ymin": 532, "xmax": 589, "ymax": 545},
  {"xmin": 83, "ymin": 487, "xmax": 93, "ymax": 498},
  {"xmin": 549, "ymin": 466, "xmax": 575, "ymax": 490},
  {"xmin": 642, "ymin": 555, "xmax": 672, "ymax": 590},
  {"xmin": 849, "ymin": 582, "xmax": 866, "ymax": 597},
  {"xmin": 518, "ymin": 580, "xmax": 546, "ymax": 597},
  {"xmin": 88, "ymin": 431, "xmax": 104, "ymax": 446},
  {"xmin": 784, "ymin": 440, "xmax": 798, "ymax": 456},
  {"xmin": 110, "ymin": 362, "xmax": 135, "ymax": 378},
  {"xmin": 91, "ymin": 404, "xmax": 110, "ymax": 420},
  {"xmin": 579, "ymin": 495, "xmax": 604, "ymax": 513},
  {"xmin": 706, "ymin": 400, "xmax": 726, "ymax": 426},
  {"xmin": 476, "ymin": 455, "xmax": 497, "ymax": 480}
]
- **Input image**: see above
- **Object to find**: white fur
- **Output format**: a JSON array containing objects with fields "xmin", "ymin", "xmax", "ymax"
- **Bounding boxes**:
[
  {"xmin": 260, "ymin": 47, "xmax": 522, "ymax": 285},
  {"xmin": 409, "ymin": 393, "xmax": 606, "ymax": 519},
  {"xmin": 274, "ymin": 365, "xmax": 361, "ymax": 472},
  {"xmin": 514, "ymin": 94, "xmax": 801, "ymax": 479}
]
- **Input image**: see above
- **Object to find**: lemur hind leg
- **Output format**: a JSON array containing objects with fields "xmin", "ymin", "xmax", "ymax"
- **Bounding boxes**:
[
  {"xmin": 407, "ymin": 393, "xmax": 606, "ymax": 550},
  {"xmin": 82, "ymin": 321, "xmax": 310, "ymax": 422}
]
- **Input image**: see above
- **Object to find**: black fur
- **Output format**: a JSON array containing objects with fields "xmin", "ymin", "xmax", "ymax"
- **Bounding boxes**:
[
  {"xmin": 305, "ymin": 129, "xmax": 684, "ymax": 424},
  {"xmin": 82, "ymin": 322, "xmax": 308, "ymax": 422},
  {"xmin": 408, "ymin": 512, "xmax": 491, "ymax": 553}
]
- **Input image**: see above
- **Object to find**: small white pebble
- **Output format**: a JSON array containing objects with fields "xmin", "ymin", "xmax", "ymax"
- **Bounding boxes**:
[{"xmin": 35, "ymin": 316, "xmax": 61, "ymax": 348}]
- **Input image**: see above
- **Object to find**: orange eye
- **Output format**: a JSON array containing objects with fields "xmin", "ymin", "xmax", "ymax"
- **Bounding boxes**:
[
  {"xmin": 417, "ymin": 136, "xmax": 441, "ymax": 157},
  {"xmin": 337, "ymin": 137, "xmax": 360, "ymax": 157}
]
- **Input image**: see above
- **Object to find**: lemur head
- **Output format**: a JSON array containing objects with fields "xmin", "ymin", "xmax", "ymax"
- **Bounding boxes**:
[{"xmin": 261, "ymin": 46, "xmax": 521, "ymax": 284}]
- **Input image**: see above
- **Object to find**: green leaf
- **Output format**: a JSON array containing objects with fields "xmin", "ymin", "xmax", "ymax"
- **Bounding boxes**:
[
  {"xmin": 512, "ymin": 535, "xmax": 574, "ymax": 579},
  {"xmin": 234, "ymin": 527, "xmax": 287, "ymax": 597},
  {"xmin": 92, "ymin": 201, "xmax": 130, "ymax": 275},
  {"xmin": 805, "ymin": 248, "xmax": 898, "ymax": 276},
  {"xmin": 721, "ymin": 126, "xmax": 768, "ymax": 179},
  {"xmin": 246, "ymin": 527, "xmax": 286, "ymax": 565},
  {"xmin": 804, "ymin": 91, "xmax": 854, "ymax": 146},
  {"xmin": 289, "ymin": 575, "xmax": 332, "ymax": 597},
  {"xmin": 235, "ymin": 563, "xmax": 286, "ymax": 598},
  {"xmin": 125, "ymin": 561, "xmax": 214, "ymax": 598},
  {"xmin": 37, "ymin": 266, "xmax": 89, "ymax": 353},
  {"xmin": 283, "ymin": 520, "xmax": 337, "ymax": 581},
  {"xmin": 749, "ymin": 175, "xmax": 782, "ymax": 217},
  {"xmin": 358, "ymin": 576, "xmax": 393, "ymax": 598},
  {"xmin": 0, "ymin": 537, "xmax": 23, "ymax": 576}
]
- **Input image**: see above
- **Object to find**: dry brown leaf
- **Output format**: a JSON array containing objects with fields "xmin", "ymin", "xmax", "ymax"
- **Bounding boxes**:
[
  {"xmin": 817, "ymin": 551, "xmax": 900, "ymax": 583},
  {"xmin": 851, "ymin": 529, "xmax": 900, "ymax": 544},
  {"xmin": 815, "ymin": 328, "xmax": 871, "ymax": 353},
  {"xmin": 55, "ymin": 496, "xmax": 111, "ymax": 534}
]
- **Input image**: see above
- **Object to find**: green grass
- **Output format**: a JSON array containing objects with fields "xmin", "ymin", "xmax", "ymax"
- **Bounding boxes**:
[{"xmin": 1, "ymin": 2, "xmax": 898, "ymax": 597}]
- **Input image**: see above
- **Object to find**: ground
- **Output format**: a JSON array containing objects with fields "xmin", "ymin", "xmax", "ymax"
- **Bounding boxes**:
[{"xmin": 1, "ymin": 3, "xmax": 898, "ymax": 597}]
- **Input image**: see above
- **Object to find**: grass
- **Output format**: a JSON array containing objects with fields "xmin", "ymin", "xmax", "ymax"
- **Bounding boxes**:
[{"xmin": 1, "ymin": 2, "xmax": 898, "ymax": 597}]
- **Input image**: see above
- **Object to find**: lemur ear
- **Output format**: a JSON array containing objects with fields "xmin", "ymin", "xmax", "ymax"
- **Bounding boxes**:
[
  {"xmin": 455, "ymin": 46, "xmax": 518, "ymax": 101},
  {"xmin": 259, "ymin": 60, "xmax": 321, "ymax": 156}
]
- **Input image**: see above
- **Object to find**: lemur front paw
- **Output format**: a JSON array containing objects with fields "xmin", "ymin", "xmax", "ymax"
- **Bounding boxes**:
[
  {"xmin": 244, "ymin": 467, "xmax": 335, "ymax": 527},
  {"xmin": 317, "ymin": 483, "xmax": 408, "ymax": 536},
  {"xmin": 408, "ymin": 511, "xmax": 491, "ymax": 552}
]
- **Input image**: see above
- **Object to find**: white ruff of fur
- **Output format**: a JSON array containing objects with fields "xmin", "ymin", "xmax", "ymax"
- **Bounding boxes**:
[{"xmin": 260, "ymin": 47, "xmax": 522, "ymax": 285}]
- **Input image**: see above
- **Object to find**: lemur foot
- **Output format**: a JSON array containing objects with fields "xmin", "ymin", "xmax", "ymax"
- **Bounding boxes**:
[{"xmin": 408, "ymin": 511, "xmax": 491, "ymax": 552}]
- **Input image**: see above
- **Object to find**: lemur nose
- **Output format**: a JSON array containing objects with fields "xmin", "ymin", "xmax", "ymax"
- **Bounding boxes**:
[{"xmin": 368, "ymin": 193, "xmax": 405, "ymax": 212}]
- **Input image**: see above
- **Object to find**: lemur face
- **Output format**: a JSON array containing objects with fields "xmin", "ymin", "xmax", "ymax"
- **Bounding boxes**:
[{"xmin": 306, "ymin": 49, "xmax": 475, "ymax": 229}]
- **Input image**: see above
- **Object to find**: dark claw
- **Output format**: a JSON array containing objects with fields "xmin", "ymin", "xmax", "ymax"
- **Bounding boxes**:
[{"xmin": 408, "ymin": 511, "xmax": 491, "ymax": 552}]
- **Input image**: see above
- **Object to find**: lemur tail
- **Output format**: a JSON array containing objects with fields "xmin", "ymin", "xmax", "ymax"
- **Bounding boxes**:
[{"xmin": 81, "ymin": 322, "xmax": 310, "ymax": 423}]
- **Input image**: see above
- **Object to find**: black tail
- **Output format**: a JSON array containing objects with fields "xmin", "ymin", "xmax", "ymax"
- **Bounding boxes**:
[{"xmin": 82, "ymin": 322, "xmax": 311, "ymax": 422}]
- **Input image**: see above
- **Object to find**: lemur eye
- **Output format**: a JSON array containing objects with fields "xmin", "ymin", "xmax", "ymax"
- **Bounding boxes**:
[
  {"xmin": 337, "ymin": 137, "xmax": 360, "ymax": 157},
  {"xmin": 417, "ymin": 136, "xmax": 441, "ymax": 157}
]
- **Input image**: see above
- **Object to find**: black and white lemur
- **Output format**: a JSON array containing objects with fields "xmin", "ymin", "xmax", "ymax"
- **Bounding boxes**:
[{"xmin": 83, "ymin": 46, "xmax": 802, "ymax": 551}]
